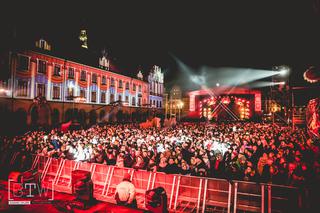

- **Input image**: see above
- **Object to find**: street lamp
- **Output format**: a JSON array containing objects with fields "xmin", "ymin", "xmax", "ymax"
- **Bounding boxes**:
[{"xmin": 178, "ymin": 101, "xmax": 184, "ymax": 121}]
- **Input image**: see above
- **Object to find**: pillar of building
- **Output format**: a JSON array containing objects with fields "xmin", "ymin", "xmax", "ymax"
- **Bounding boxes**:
[
  {"xmin": 97, "ymin": 75, "xmax": 101, "ymax": 104},
  {"xmin": 86, "ymin": 73, "xmax": 90, "ymax": 103},
  {"xmin": 114, "ymin": 78, "xmax": 118, "ymax": 101},
  {"xmin": 30, "ymin": 58, "xmax": 37, "ymax": 99},
  {"xmin": 75, "ymin": 70, "xmax": 79, "ymax": 96},
  {"xmin": 46, "ymin": 62, "xmax": 52, "ymax": 100},
  {"xmin": 106, "ymin": 77, "xmax": 110, "ymax": 104},
  {"xmin": 122, "ymin": 80, "xmax": 125, "ymax": 102}
]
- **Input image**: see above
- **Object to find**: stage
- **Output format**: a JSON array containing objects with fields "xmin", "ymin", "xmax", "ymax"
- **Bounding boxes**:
[
  {"xmin": 0, "ymin": 180, "xmax": 144, "ymax": 213},
  {"xmin": 188, "ymin": 86, "xmax": 262, "ymax": 120}
]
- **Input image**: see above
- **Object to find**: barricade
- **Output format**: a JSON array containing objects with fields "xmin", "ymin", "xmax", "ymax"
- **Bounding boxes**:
[
  {"xmin": 41, "ymin": 158, "xmax": 62, "ymax": 190},
  {"xmin": 105, "ymin": 166, "xmax": 133, "ymax": 198},
  {"xmin": 174, "ymin": 175, "xmax": 203, "ymax": 213},
  {"xmin": 29, "ymin": 155, "xmax": 304, "ymax": 213},
  {"xmin": 202, "ymin": 178, "xmax": 232, "ymax": 213},
  {"xmin": 91, "ymin": 163, "xmax": 111, "ymax": 199},
  {"xmin": 150, "ymin": 172, "xmax": 177, "ymax": 210},
  {"xmin": 38, "ymin": 155, "xmax": 49, "ymax": 176},
  {"xmin": 9, "ymin": 152, "xmax": 19, "ymax": 166},
  {"xmin": 234, "ymin": 181, "xmax": 263, "ymax": 212},
  {"xmin": 131, "ymin": 169, "xmax": 153, "ymax": 208},
  {"xmin": 268, "ymin": 184, "xmax": 300, "ymax": 213},
  {"xmin": 53, "ymin": 159, "xmax": 75, "ymax": 193}
]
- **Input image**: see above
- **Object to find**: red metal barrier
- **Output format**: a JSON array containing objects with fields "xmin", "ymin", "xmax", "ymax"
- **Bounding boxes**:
[
  {"xmin": 151, "ymin": 172, "xmax": 177, "ymax": 210},
  {"xmin": 202, "ymin": 178, "xmax": 232, "ymax": 213},
  {"xmin": 41, "ymin": 158, "xmax": 61, "ymax": 190},
  {"xmin": 105, "ymin": 166, "xmax": 133, "ymax": 198},
  {"xmin": 131, "ymin": 169, "xmax": 153, "ymax": 208},
  {"xmin": 174, "ymin": 175, "xmax": 203, "ymax": 212},
  {"xmin": 91, "ymin": 163, "xmax": 111, "ymax": 199},
  {"xmin": 31, "ymin": 155, "xmax": 303, "ymax": 212},
  {"xmin": 268, "ymin": 183, "xmax": 300, "ymax": 212},
  {"xmin": 234, "ymin": 181, "xmax": 263, "ymax": 212}
]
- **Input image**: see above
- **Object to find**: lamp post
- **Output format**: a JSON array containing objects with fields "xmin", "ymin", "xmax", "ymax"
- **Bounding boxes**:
[
  {"xmin": 178, "ymin": 101, "xmax": 184, "ymax": 122},
  {"xmin": 61, "ymin": 59, "xmax": 67, "ymax": 122}
]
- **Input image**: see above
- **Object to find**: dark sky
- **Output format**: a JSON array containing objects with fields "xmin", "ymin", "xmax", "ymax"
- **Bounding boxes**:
[{"xmin": 1, "ymin": 1, "xmax": 320, "ymax": 91}]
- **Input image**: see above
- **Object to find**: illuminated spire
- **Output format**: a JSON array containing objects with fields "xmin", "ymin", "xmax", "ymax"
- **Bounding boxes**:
[{"xmin": 79, "ymin": 29, "xmax": 88, "ymax": 49}]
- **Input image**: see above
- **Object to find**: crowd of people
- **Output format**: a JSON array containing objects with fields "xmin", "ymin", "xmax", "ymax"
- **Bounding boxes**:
[{"xmin": 1, "ymin": 122, "xmax": 319, "ymax": 187}]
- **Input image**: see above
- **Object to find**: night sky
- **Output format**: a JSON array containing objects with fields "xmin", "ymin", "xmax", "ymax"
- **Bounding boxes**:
[{"xmin": 1, "ymin": 1, "xmax": 320, "ymax": 93}]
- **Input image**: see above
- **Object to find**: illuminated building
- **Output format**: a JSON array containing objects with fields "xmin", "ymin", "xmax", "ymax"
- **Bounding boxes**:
[
  {"xmin": 0, "ymin": 43, "xmax": 164, "ymax": 127},
  {"xmin": 148, "ymin": 65, "xmax": 164, "ymax": 108}
]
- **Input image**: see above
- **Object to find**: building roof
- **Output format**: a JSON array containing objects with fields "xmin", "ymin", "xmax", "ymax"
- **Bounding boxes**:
[{"xmin": 26, "ymin": 48, "xmax": 147, "ymax": 84}]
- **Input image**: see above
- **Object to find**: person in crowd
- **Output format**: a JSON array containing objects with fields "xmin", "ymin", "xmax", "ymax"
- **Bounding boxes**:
[
  {"xmin": 1, "ymin": 122, "xmax": 319, "ymax": 187},
  {"xmin": 115, "ymin": 173, "xmax": 137, "ymax": 208}
]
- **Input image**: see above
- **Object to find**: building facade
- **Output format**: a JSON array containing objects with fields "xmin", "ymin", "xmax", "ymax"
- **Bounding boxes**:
[
  {"xmin": 148, "ymin": 65, "xmax": 164, "ymax": 108},
  {"xmin": 0, "ymin": 50, "xmax": 164, "ymax": 128}
]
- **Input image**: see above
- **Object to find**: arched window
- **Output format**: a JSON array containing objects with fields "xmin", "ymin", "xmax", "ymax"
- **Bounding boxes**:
[
  {"xmin": 110, "ymin": 78, "xmax": 115, "ymax": 87},
  {"xmin": 132, "ymin": 97, "xmax": 136, "ymax": 106},
  {"xmin": 92, "ymin": 73, "xmax": 97, "ymax": 83},
  {"xmin": 68, "ymin": 67, "xmax": 74, "ymax": 79},
  {"xmin": 119, "ymin": 80, "xmax": 123, "ymax": 88},
  {"xmin": 80, "ymin": 70, "xmax": 86, "ymax": 81},
  {"xmin": 110, "ymin": 94, "xmax": 115, "ymax": 102},
  {"xmin": 102, "ymin": 76, "xmax": 106, "ymax": 85}
]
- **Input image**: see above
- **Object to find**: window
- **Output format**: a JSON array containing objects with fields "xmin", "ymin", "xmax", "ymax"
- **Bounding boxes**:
[
  {"xmin": 53, "ymin": 65, "xmax": 60, "ymax": 76},
  {"xmin": 110, "ymin": 78, "xmax": 115, "ymax": 87},
  {"xmin": 80, "ymin": 70, "xmax": 86, "ymax": 81},
  {"xmin": 37, "ymin": 83, "xmax": 46, "ymax": 97},
  {"xmin": 150, "ymin": 100, "xmax": 152, "ymax": 106},
  {"xmin": 133, "ymin": 84, "xmax": 136, "ymax": 91},
  {"xmin": 138, "ymin": 85, "xmax": 142, "ymax": 92},
  {"xmin": 110, "ymin": 94, "xmax": 115, "ymax": 102},
  {"xmin": 68, "ymin": 67, "xmax": 74, "ymax": 79},
  {"xmin": 119, "ymin": 80, "xmax": 123, "ymax": 88},
  {"xmin": 17, "ymin": 80, "xmax": 28, "ymax": 97},
  {"xmin": 153, "ymin": 100, "xmax": 156, "ymax": 107},
  {"xmin": 118, "ymin": 94, "xmax": 122, "ymax": 101},
  {"xmin": 52, "ymin": 86, "xmax": 60, "ymax": 99},
  {"xmin": 125, "ymin": 96, "xmax": 129, "ymax": 103},
  {"xmin": 102, "ymin": 76, "xmax": 106, "ymax": 85},
  {"xmin": 101, "ymin": 92, "xmax": 106, "ymax": 103},
  {"xmin": 138, "ymin": 98, "xmax": 141, "ymax": 106},
  {"xmin": 132, "ymin": 97, "xmax": 136, "ymax": 106},
  {"xmin": 80, "ymin": 89, "xmax": 86, "ymax": 99},
  {"xmin": 67, "ymin": 88, "xmax": 74, "ymax": 100},
  {"xmin": 92, "ymin": 74, "xmax": 97, "ymax": 84},
  {"xmin": 159, "ymin": 101, "xmax": 162, "ymax": 108},
  {"xmin": 18, "ymin": 55, "xmax": 29, "ymax": 71},
  {"xmin": 91, "ymin": 91, "xmax": 96, "ymax": 102},
  {"xmin": 38, "ymin": 60, "xmax": 46, "ymax": 74},
  {"xmin": 125, "ymin": 82, "xmax": 129, "ymax": 90}
]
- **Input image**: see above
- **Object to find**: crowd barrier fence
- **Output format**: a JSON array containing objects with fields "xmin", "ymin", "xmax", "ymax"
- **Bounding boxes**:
[{"xmin": 30, "ymin": 155, "xmax": 304, "ymax": 212}]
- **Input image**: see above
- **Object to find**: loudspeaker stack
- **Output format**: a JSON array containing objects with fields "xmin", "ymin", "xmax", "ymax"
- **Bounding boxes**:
[
  {"xmin": 71, "ymin": 170, "xmax": 93, "ymax": 209},
  {"xmin": 145, "ymin": 187, "xmax": 168, "ymax": 213}
]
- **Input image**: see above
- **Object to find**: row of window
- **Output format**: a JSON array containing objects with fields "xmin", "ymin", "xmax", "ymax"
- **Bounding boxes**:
[
  {"xmin": 18, "ymin": 55, "xmax": 144, "ymax": 92},
  {"xmin": 150, "ymin": 99, "xmax": 162, "ymax": 108},
  {"xmin": 17, "ymin": 81, "xmax": 144, "ymax": 106}
]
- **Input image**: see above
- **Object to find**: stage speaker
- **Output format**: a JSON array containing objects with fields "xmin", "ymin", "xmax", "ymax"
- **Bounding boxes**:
[
  {"xmin": 8, "ymin": 170, "xmax": 39, "ymax": 196},
  {"xmin": 8, "ymin": 171, "xmax": 22, "ymax": 182},
  {"xmin": 71, "ymin": 170, "xmax": 93, "ymax": 207},
  {"xmin": 145, "ymin": 187, "xmax": 168, "ymax": 213},
  {"xmin": 21, "ymin": 169, "xmax": 39, "ymax": 183}
]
